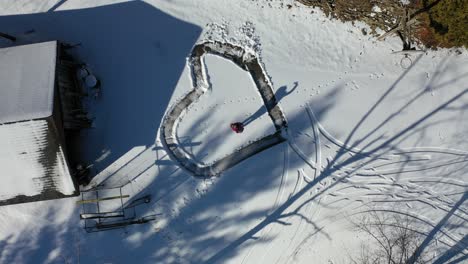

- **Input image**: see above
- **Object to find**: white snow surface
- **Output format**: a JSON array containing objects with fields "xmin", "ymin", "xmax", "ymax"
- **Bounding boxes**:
[
  {"xmin": 0, "ymin": 0, "xmax": 467, "ymax": 263},
  {"xmin": 0, "ymin": 41, "xmax": 56, "ymax": 124}
]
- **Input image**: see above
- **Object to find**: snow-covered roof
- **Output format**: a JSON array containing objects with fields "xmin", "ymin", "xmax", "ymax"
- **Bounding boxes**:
[
  {"xmin": 0, "ymin": 119, "xmax": 77, "ymax": 204},
  {"xmin": 0, "ymin": 41, "xmax": 57, "ymax": 124},
  {"xmin": 0, "ymin": 41, "xmax": 77, "ymax": 204}
]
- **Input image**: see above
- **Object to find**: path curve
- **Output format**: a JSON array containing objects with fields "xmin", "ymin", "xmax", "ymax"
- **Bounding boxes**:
[{"xmin": 161, "ymin": 41, "xmax": 288, "ymax": 178}]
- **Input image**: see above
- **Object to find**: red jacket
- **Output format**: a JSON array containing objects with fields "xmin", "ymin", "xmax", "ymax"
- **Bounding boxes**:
[{"xmin": 230, "ymin": 123, "xmax": 244, "ymax": 133}]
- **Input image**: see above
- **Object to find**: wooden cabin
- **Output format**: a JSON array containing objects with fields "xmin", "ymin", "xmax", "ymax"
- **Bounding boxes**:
[{"xmin": 0, "ymin": 41, "xmax": 88, "ymax": 206}]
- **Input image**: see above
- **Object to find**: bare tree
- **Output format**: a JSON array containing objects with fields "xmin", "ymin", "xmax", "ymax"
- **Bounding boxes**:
[{"xmin": 349, "ymin": 210, "xmax": 435, "ymax": 264}]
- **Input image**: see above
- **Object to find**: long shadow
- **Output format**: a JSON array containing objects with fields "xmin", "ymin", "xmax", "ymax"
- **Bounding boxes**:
[
  {"xmin": 410, "ymin": 192, "xmax": 468, "ymax": 263},
  {"xmin": 433, "ymin": 234, "xmax": 468, "ymax": 264},
  {"xmin": 0, "ymin": 1, "xmax": 202, "ymax": 175},
  {"xmin": 47, "ymin": 0, "xmax": 67, "ymax": 12},
  {"xmin": 0, "ymin": 234, "xmax": 13, "ymax": 260},
  {"xmin": 326, "ymin": 54, "xmax": 468, "ymax": 175},
  {"xmin": 0, "ymin": 204, "xmax": 81, "ymax": 264},
  {"xmin": 323, "ymin": 54, "xmax": 425, "ymax": 171},
  {"xmin": 356, "ymin": 57, "xmax": 468, "ymax": 155},
  {"xmin": 205, "ymin": 62, "xmax": 468, "ymax": 263},
  {"xmin": 354, "ymin": 56, "xmax": 451, "ymax": 150},
  {"xmin": 243, "ymin": 81, "xmax": 298, "ymax": 126}
]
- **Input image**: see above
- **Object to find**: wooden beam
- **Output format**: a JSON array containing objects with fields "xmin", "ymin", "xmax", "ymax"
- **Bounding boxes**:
[{"xmin": 76, "ymin": 194, "xmax": 129, "ymax": 204}]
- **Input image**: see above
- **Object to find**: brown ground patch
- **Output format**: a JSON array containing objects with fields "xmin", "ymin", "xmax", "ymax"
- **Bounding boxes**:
[{"xmin": 296, "ymin": 0, "xmax": 467, "ymax": 49}]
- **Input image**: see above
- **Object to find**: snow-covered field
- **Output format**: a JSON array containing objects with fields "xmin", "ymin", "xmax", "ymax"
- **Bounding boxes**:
[{"xmin": 0, "ymin": 0, "xmax": 467, "ymax": 263}]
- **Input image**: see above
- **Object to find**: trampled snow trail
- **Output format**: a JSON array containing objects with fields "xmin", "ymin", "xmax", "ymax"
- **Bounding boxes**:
[{"xmin": 161, "ymin": 41, "xmax": 287, "ymax": 177}]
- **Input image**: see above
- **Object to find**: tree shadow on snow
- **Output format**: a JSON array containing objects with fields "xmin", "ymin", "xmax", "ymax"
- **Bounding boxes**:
[
  {"xmin": 203, "ymin": 54, "xmax": 468, "ymax": 263},
  {"xmin": 0, "ymin": 204, "xmax": 82, "ymax": 264}
]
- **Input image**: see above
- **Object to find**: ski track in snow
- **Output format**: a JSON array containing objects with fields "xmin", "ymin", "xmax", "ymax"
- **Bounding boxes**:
[
  {"xmin": 253, "ymin": 103, "xmax": 468, "ymax": 261},
  {"xmin": 273, "ymin": 106, "xmax": 322, "ymax": 264},
  {"xmin": 241, "ymin": 143, "xmax": 290, "ymax": 264}
]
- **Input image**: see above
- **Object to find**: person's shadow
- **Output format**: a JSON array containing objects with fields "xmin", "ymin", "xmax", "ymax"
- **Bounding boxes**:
[{"xmin": 243, "ymin": 81, "xmax": 298, "ymax": 126}]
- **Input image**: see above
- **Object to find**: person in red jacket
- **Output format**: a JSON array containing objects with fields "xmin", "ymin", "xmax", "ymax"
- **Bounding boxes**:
[{"xmin": 230, "ymin": 122, "xmax": 244, "ymax": 133}]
